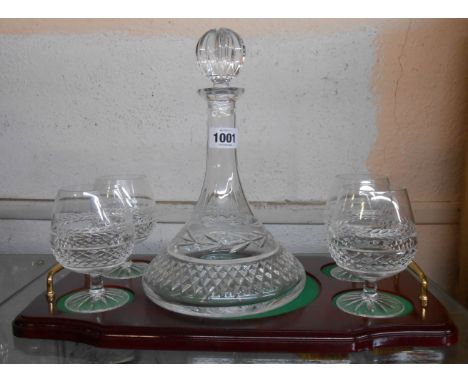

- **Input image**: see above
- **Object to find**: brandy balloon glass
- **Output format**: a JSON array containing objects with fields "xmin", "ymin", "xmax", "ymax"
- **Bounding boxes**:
[
  {"xmin": 328, "ymin": 189, "xmax": 417, "ymax": 318},
  {"xmin": 325, "ymin": 174, "xmax": 390, "ymax": 282},
  {"xmin": 50, "ymin": 185, "xmax": 135, "ymax": 313},
  {"xmin": 94, "ymin": 174, "xmax": 155, "ymax": 279}
]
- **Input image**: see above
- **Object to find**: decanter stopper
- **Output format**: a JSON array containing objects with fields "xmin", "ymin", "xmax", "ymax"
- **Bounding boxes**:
[{"xmin": 196, "ymin": 28, "xmax": 246, "ymax": 87}]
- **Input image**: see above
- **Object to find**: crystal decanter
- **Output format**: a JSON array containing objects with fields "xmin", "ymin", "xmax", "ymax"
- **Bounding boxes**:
[{"xmin": 143, "ymin": 28, "xmax": 306, "ymax": 318}]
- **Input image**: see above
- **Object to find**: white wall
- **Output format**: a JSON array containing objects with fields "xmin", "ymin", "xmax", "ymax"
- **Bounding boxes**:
[{"xmin": 0, "ymin": 28, "xmax": 377, "ymax": 201}]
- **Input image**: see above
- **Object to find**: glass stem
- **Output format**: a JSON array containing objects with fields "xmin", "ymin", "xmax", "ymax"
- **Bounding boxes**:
[
  {"xmin": 362, "ymin": 279, "xmax": 378, "ymax": 305},
  {"xmin": 89, "ymin": 274, "xmax": 105, "ymax": 298},
  {"xmin": 122, "ymin": 261, "xmax": 132, "ymax": 269}
]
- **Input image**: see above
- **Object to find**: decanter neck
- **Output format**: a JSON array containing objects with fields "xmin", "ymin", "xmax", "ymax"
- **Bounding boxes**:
[
  {"xmin": 196, "ymin": 87, "xmax": 250, "ymax": 213},
  {"xmin": 206, "ymin": 96, "xmax": 238, "ymax": 173}
]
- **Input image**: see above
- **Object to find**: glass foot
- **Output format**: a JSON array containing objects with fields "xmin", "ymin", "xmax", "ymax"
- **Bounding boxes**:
[
  {"xmin": 330, "ymin": 266, "xmax": 363, "ymax": 282},
  {"xmin": 104, "ymin": 261, "xmax": 147, "ymax": 279},
  {"xmin": 63, "ymin": 288, "xmax": 132, "ymax": 313},
  {"xmin": 334, "ymin": 290, "xmax": 405, "ymax": 318}
]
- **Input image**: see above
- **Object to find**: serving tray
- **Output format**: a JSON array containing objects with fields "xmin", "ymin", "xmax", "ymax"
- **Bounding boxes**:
[{"xmin": 12, "ymin": 255, "xmax": 458, "ymax": 353}]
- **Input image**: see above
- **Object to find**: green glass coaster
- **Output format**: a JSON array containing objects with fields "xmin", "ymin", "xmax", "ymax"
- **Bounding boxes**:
[
  {"xmin": 321, "ymin": 263, "xmax": 362, "ymax": 282},
  {"xmin": 332, "ymin": 290, "xmax": 413, "ymax": 318},
  {"xmin": 237, "ymin": 275, "xmax": 320, "ymax": 320},
  {"xmin": 58, "ymin": 288, "xmax": 135, "ymax": 314}
]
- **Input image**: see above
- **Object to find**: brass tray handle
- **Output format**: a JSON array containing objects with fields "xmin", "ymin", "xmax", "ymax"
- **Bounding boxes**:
[
  {"xmin": 407, "ymin": 261, "xmax": 428, "ymax": 319},
  {"xmin": 46, "ymin": 263, "xmax": 64, "ymax": 312},
  {"xmin": 407, "ymin": 261, "xmax": 428, "ymax": 308}
]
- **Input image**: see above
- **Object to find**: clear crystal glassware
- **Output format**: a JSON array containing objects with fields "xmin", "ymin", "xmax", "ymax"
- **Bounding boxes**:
[
  {"xmin": 326, "ymin": 174, "xmax": 390, "ymax": 224},
  {"xmin": 142, "ymin": 28, "xmax": 306, "ymax": 318},
  {"xmin": 0, "ymin": 326, "xmax": 8, "ymax": 363},
  {"xmin": 325, "ymin": 174, "xmax": 390, "ymax": 282},
  {"xmin": 328, "ymin": 189, "xmax": 417, "ymax": 318},
  {"xmin": 94, "ymin": 174, "xmax": 155, "ymax": 279},
  {"xmin": 50, "ymin": 185, "xmax": 135, "ymax": 313}
]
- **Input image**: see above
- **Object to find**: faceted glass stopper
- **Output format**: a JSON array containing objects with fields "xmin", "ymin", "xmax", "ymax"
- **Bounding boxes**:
[{"xmin": 196, "ymin": 28, "xmax": 246, "ymax": 87}]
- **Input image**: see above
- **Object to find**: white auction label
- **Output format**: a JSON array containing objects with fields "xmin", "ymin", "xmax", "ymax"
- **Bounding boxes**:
[{"xmin": 208, "ymin": 128, "xmax": 238, "ymax": 149}]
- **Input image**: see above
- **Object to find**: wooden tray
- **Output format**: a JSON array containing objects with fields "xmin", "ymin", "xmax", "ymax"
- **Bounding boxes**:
[{"xmin": 12, "ymin": 255, "xmax": 458, "ymax": 353}]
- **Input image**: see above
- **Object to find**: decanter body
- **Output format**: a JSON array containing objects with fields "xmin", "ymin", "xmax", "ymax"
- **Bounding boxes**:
[{"xmin": 143, "ymin": 28, "xmax": 306, "ymax": 318}]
